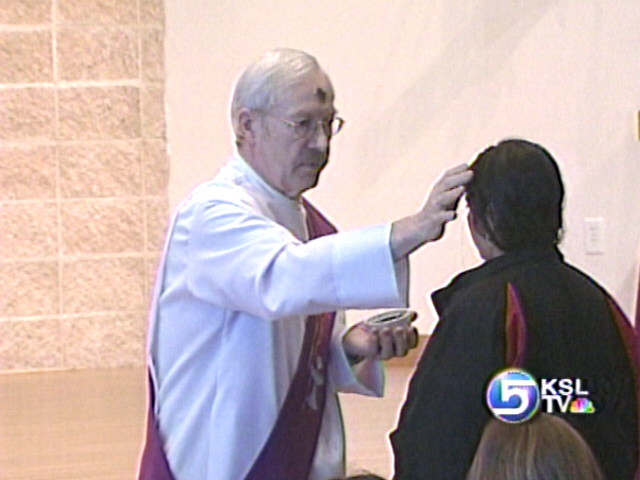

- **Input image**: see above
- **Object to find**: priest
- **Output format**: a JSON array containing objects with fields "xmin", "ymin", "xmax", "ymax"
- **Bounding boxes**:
[{"xmin": 137, "ymin": 48, "xmax": 472, "ymax": 480}]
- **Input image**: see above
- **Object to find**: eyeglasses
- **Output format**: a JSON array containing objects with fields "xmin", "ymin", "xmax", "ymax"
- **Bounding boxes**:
[{"xmin": 259, "ymin": 112, "xmax": 345, "ymax": 139}]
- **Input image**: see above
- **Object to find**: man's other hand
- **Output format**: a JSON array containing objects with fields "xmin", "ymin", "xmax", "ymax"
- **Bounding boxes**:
[{"xmin": 343, "ymin": 315, "xmax": 419, "ymax": 361}]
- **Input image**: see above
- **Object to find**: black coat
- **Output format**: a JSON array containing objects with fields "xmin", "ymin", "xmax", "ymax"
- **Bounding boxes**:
[{"xmin": 391, "ymin": 248, "xmax": 638, "ymax": 480}]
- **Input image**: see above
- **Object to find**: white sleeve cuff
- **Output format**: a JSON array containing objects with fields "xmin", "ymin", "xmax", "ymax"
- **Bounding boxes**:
[
  {"xmin": 328, "ymin": 317, "xmax": 384, "ymax": 397},
  {"xmin": 333, "ymin": 224, "xmax": 407, "ymax": 309}
]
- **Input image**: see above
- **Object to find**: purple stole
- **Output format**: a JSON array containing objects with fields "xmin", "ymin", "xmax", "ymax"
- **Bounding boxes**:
[
  {"xmin": 605, "ymin": 296, "xmax": 640, "ymax": 480},
  {"xmin": 636, "ymin": 265, "xmax": 640, "ymax": 480},
  {"xmin": 137, "ymin": 199, "xmax": 338, "ymax": 480},
  {"xmin": 505, "ymin": 283, "xmax": 640, "ymax": 480},
  {"xmin": 138, "ymin": 371, "xmax": 175, "ymax": 480},
  {"xmin": 505, "ymin": 283, "xmax": 527, "ymax": 368}
]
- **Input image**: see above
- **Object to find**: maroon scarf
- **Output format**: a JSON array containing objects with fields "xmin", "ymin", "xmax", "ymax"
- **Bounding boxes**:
[
  {"xmin": 505, "ymin": 283, "xmax": 527, "ymax": 368},
  {"xmin": 505, "ymin": 283, "xmax": 640, "ymax": 480},
  {"xmin": 137, "ymin": 199, "xmax": 338, "ymax": 480},
  {"xmin": 606, "ymin": 296, "xmax": 640, "ymax": 480},
  {"xmin": 242, "ymin": 199, "xmax": 337, "ymax": 480}
]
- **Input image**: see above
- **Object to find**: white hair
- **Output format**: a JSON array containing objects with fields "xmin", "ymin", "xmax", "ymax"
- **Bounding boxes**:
[{"xmin": 230, "ymin": 48, "xmax": 329, "ymax": 146}]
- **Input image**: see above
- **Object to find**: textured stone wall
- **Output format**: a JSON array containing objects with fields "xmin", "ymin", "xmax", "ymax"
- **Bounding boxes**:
[{"xmin": 0, "ymin": 0, "xmax": 168, "ymax": 372}]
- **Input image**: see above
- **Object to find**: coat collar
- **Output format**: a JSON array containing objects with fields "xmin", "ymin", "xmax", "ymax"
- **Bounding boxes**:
[{"xmin": 432, "ymin": 247, "xmax": 563, "ymax": 315}]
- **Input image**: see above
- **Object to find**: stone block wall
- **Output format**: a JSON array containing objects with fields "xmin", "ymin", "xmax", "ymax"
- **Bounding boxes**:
[{"xmin": 0, "ymin": 0, "xmax": 168, "ymax": 372}]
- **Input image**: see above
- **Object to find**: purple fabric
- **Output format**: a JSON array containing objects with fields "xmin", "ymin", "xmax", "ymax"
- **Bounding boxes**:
[
  {"xmin": 242, "ymin": 200, "xmax": 338, "ymax": 480},
  {"xmin": 137, "ymin": 371, "xmax": 176, "ymax": 480},
  {"xmin": 605, "ymin": 296, "xmax": 640, "ymax": 480},
  {"xmin": 636, "ymin": 267, "xmax": 640, "ymax": 348},
  {"xmin": 636, "ymin": 273, "xmax": 640, "ymax": 480},
  {"xmin": 137, "ymin": 199, "xmax": 338, "ymax": 480},
  {"xmin": 243, "ymin": 312, "xmax": 335, "ymax": 480},
  {"xmin": 505, "ymin": 283, "xmax": 527, "ymax": 368},
  {"xmin": 507, "ymin": 284, "xmax": 640, "ymax": 479}
]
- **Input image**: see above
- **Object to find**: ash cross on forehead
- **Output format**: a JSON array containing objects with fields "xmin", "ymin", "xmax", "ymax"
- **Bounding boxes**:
[{"xmin": 316, "ymin": 88, "xmax": 327, "ymax": 103}]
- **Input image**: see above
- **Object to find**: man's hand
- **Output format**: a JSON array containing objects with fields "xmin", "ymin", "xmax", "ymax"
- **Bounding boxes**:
[
  {"xmin": 342, "ymin": 316, "xmax": 419, "ymax": 362},
  {"xmin": 391, "ymin": 164, "xmax": 472, "ymax": 260}
]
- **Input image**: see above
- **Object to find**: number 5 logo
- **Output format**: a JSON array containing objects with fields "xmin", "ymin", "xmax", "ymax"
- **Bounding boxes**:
[{"xmin": 486, "ymin": 369, "xmax": 540, "ymax": 423}]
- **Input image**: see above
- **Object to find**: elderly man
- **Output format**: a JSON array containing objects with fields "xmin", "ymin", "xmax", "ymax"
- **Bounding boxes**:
[{"xmin": 138, "ymin": 48, "xmax": 471, "ymax": 480}]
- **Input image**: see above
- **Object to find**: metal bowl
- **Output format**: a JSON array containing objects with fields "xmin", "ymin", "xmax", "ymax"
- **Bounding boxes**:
[{"xmin": 364, "ymin": 309, "xmax": 417, "ymax": 329}]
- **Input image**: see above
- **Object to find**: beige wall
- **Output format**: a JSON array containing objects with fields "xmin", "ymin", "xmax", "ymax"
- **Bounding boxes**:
[
  {"xmin": 0, "ymin": 0, "xmax": 168, "ymax": 372},
  {"xmin": 165, "ymin": 1, "xmax": 640, "ymax": 331}
]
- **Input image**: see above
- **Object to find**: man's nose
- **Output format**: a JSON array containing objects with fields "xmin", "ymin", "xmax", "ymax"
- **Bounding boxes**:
[{"xmin": 308, "ymin": 123, "xmax": 329, "ymax": 150}]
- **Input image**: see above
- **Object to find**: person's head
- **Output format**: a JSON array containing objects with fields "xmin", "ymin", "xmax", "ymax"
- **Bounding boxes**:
[
  {"xmin": 466, "ymin": 414, "xmax": 605, "ymax": 480},
  {"xmin": 465, "ymin": 139, "xmax": 564, "ymax": 259},
  {"xmin": 231, "ymin": 48, "xmax": 344, "ymax": 199}
]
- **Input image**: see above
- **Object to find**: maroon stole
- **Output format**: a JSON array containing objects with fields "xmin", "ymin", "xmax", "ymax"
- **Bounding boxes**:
[
  {"xmin": 635, "ymin": 266, "xmax": 640, "ymax": 480},
  {"xmin": 505, "ymin": 283, "xmax": 527, "ymax": 368},
  {"xmin": 242, "ymin": 199, "xmax": 337, "ymax": 480},
  {"xmin": 137, "ymin": 199, "xmax": 337, "ymax": 480},
  {"xmin": 138, "ymin": 371, "xmax": 175, "ymax": 480},
  {"xmin": 636, "ymin": 260, "xmax": 640, "ymax": 340},
  {"xmin": 505, "ymin": 283, "xmax": 640, "ymax": 480},
  {"xmin": 605, "ymin": 296, "xmax": 640, "ymax": 480}
]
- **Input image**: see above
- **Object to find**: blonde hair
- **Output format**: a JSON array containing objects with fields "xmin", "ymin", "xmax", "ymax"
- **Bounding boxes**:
[{"xmin": 466, "ymin": 414, "xmax": 605, "ymax": 480}]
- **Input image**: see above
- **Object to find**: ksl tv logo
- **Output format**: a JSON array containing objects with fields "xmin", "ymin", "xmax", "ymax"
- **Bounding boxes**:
[{"xmin": 486, "ymin": 368, "xmax": 596, "ymax": 423}]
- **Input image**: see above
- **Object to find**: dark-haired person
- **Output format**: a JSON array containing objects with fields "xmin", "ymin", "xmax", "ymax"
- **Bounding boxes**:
[
  {"xmin": 390, "ymin": 139, "xmax": 639, "ymax": 480},
  {"xmin": 466, "ymin": 413, "xmax": 605, "ymax": 480}
]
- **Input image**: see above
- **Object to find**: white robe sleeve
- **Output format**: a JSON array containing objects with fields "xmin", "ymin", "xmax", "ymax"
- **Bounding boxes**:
[
  {"xmin": 151, "ymin": 177, "xmax": 411, "ymax": 480},
  {"xmin": 186, "ymin": 197, "xmax": 407, "ymax": 320}
]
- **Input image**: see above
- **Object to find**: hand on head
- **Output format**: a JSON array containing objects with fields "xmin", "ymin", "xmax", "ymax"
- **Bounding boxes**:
[{"xmin": 390, "ymin": 163, "xmax": 473, "ymax": 260}]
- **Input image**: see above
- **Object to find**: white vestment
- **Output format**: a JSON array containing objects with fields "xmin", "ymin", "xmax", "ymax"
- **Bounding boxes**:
[{"xmin": 148, "ymin": 155, "xmax": 408, "ymax": 480}]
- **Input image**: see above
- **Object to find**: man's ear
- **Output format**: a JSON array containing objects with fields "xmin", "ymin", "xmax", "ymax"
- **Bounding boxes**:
[{"xmin": 236, "ymin": 108, "xmax": 258, "ymax": 145}]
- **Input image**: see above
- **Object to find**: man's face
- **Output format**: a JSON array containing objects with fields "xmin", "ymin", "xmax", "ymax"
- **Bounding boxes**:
[{"xmin": 252, "ymin": 69, "xmax": 336, "ymax": 199}]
